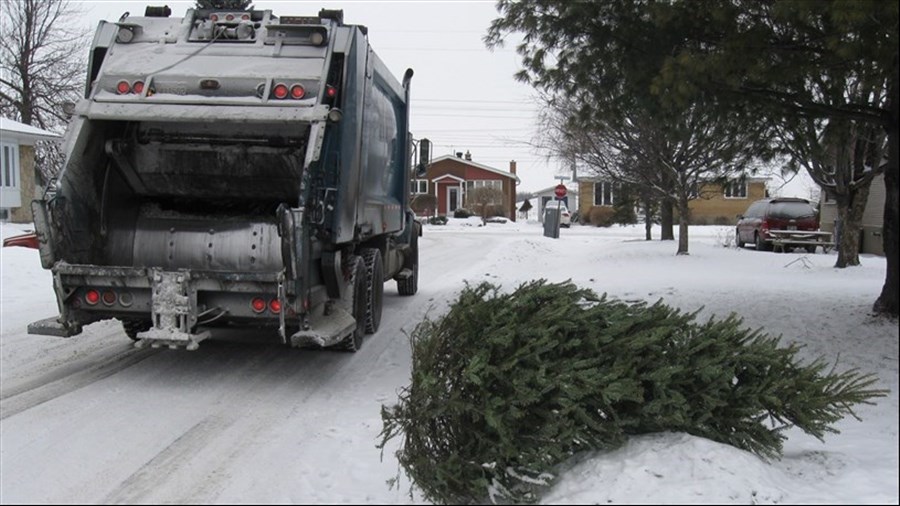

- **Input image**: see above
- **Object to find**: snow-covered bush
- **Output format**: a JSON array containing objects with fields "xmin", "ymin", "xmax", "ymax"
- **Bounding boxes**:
[{"xmin": 379, "ymin": 280, "xmax": 886, "ymax": 504}]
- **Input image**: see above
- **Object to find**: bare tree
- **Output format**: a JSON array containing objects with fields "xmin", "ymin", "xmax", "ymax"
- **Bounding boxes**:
[
  {"xmin": 539, "ymin": 95, "xmax": 766, "ymax": 255},
  {"xmin": 1, "ymin": 0, "xmax": 88, "ymax": 180},
  {"xmin": 468, "ymin": 186, "xmax": 505, "ymax": 224}
]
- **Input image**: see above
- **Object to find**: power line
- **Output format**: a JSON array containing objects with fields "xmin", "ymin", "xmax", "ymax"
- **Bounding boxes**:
[
  {"xmin": 415, "ymin": 113, "xmax": 535, "ymax": 119},
  {"xmin": 416, "ymin": 98, "xmax": 534, "ymax": 104},
  {"xmin": 378, "ymin": 47, "xmax": 515, "ymax": 52}
]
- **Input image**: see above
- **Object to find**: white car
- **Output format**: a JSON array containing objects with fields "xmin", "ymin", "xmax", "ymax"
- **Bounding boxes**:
[{"xmin": 544, "ymin": 201, "xmax": 571, "ymax": 227}]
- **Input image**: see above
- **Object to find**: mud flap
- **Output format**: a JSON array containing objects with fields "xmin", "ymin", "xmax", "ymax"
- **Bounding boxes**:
[{"xmin": 136, "ymin": 269, "xmax": 209, "ymax": 350}]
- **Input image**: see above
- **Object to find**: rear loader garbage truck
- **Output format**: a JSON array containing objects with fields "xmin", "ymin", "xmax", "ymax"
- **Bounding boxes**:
[{"xmin": 22, "ymin": 6, "xmax": 427, "ymax": 351}]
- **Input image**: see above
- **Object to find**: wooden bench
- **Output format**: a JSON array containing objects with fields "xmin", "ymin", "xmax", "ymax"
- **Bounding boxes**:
[{"xmin": 768, "ymin": 229, "xmax": 834, "ymax": 253}]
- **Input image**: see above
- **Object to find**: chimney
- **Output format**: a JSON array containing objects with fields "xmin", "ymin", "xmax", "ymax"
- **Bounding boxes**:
[
  {"xmin": 464, "ymin": 150, "xmax": 472, "ymax": 161},
  {"xmin": 456, "ymin": 152, "xmax": 463, "ymax": 158},
  {"xmin": 509, "ymin": 160, "xmax": 517, "ymax": 175}
]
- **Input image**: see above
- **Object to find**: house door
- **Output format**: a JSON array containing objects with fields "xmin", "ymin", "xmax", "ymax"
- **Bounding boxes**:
[{"xmin": 448, "ymin": 186, "xmax": 459, "ymax": 214}]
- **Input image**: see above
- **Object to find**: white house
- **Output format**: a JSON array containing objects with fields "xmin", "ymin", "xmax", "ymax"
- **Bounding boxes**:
[{"xmin": 0, "ymin": 118, "xmax": 62, "ymax": 222}]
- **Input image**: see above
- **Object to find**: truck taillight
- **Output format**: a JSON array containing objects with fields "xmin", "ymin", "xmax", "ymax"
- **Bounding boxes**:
[
  {"xmin": 325, "ymin": 85, "xmax": 337, "ymax": 98},
  {"xmin": 85, "ymin": 289, "xmax": 100, "ymax": 305},
  {"xmin": 290, "ymin": 84, "xmax": 305, "ymax": 99},
  {"xmin": 272, "ymin": 83, "xmax": 289, "ymax": 99},
  {"xmin": 269, "ymin": 299, "xmax": 282, "ymax": 314},
  {"xmin": 251, "ymin": 297, "xmax": 267, "ymax": 313},
  {"xmin": 132, "ymin": 81, "xmax": 145, "ymax": 94},
  {"xmin": 101, "ymin": 291, "xmax": 117, "ymax": 306},
  {"xmin": 116, "ymin": 81, "xmax": 131, "ymax": 94}
]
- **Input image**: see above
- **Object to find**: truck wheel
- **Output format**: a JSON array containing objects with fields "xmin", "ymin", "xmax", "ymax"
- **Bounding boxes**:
[
  {"xmin": 122, "ymin": 319, "xmax": 151, "ymax": 341},
  {"xmin": 397, "ymin": 226, "xmax": 418, "ymax": 296},
  {"xmin": 361, "ymin": 248, "xmax": 384, "ymax": 334},
  {"xmin": 338, "ymin": 256, "xmax": 367, "ymax": 352}
]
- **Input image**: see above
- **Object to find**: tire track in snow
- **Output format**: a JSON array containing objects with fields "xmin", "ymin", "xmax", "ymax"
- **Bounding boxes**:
[
  {"xmin": 100, "ymin": 346, "xmax": 353, "ymax": 504},
  {"xmin": 0, "ymin": 335, "xmax": 160, "ymax": 420}
]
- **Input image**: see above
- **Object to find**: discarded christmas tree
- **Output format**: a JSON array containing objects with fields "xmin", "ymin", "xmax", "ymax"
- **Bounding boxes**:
[{"xmin": 379, "ymin": 280, "xmax": 887, "ymax": 504}]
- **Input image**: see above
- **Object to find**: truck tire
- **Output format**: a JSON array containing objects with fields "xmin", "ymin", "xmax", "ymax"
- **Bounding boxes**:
[
  {"xmin": 360, "ymin": 248, "xmax": 384, "ymax": 334},
  {"xmin": 122, "ymin": 319, "xmax": 151, "ymax": 341},
  {"xmin": 338, "ymin": 256, "xmax": 367, "ymax": 352},
  {"xmin": 397, "ymin": 225, "xmax": 418, "ymax": 296}
]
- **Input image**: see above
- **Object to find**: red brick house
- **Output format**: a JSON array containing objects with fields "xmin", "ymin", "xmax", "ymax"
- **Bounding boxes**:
[{"xmin": 417, "ymin": 151, "xmax": 520, "ymax": 221}]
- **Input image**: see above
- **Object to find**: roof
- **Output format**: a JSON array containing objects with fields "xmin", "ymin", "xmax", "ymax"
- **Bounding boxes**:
[
  {"xmin": 429, "ymin": 154, "xmax": 521, "ymax": 183},
  {"xmin": 0, "ymin": 117, "xmax": 63, "ymax": 144}
]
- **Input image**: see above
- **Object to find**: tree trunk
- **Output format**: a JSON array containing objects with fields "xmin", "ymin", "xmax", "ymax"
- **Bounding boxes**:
[
  {"xmin": 834, "ymin": 181, "xmax": 872, "ymax": 268},
  {"xmin": 874, "ymin": 64, "xmax": 898, "ymax": 317},
  {"xmin": 660, "ymin": 198, "xmax": 675, "ymax": 240},
  {"xmin": 643, "ymin": 195, "xmax": 653, "ymax": 240},
  {"xmin": 676, "ymin": 196, "xmax": 690, "ymax": 255}
]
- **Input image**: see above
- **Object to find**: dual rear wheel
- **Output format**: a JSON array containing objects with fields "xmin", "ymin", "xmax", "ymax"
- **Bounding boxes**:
[{"xmin": 340, "ymin": 247, "xmax": 384, "ymax": 352}]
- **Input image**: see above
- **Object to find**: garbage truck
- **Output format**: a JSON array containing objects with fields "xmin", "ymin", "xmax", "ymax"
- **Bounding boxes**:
[{"xmin": 21, "ymin": 6, "xmax": 427, "ymax": 351}]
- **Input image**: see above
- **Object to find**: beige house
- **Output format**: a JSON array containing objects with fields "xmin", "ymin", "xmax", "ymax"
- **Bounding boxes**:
[
  {"xmin": 687, "ymin": 177, "xmax": 769, "ymax": 224},
  {"xmin": 819, "ymin": 173, "xmax": 886, "ymax": 256},
  {"xmin": 0, "ymin": 118, "xmax": 62, "ymax": 223},
  {"xmin": 577, "ymin": 177, "xmax": 768, "ymax": 225}
]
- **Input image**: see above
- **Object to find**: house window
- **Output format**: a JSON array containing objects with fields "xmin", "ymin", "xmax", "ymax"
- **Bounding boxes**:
[
  {"xmin": 465, "ymin": 179, "xmax": 503, "ymax": 192},
  {"xmin": 724, "ymin": 181, "xmax": 747, "ymax": 199},
  {"xmin": 413, "ymin": 179, "xmax": 428, "ymax": 194},
  {"xmin": 593, "ymin": 182, "xmax": 614, "ymax": 206},
  {"xmin": 1, "ymin": 143, "xmax": 19, "ymax": 190}
]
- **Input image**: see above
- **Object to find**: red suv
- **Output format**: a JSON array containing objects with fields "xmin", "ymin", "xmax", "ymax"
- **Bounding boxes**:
[{"xmin": 736, "ymin": 198, "xmax": 819, "ymax": 251}]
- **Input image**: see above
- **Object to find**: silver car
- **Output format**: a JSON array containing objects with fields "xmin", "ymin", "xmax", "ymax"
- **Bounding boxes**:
[{"xmin": 544, "ymin": 201, "xmax": 572, "ymax": 227}]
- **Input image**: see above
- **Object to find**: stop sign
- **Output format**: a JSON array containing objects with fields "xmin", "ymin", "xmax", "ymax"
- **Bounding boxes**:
[{"xmin": 554, "ymin": 184, "xmax": 567, "ymax": 199}]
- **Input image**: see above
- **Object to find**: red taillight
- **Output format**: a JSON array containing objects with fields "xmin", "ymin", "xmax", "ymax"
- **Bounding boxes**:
[
  {"xmin": 85, "ymin": 289, "xmax": 100, "ymax": 305},
  {"xmin": 116, "ymin": 81, "xmax": 131, "ymax": 94},
  {"xmin": 102, "ymin": 291, "xmax": 117, "ymax": 306},
  {"xmin": 241, "ymin": 14, "xmax": 250, "ymax": 20},
  {"xmin": 272, "ymin": 83, "xmax": 288, "ymax": 99},
  {"xmin": 210, "ymin": 14, "xmax": 219, "ymax": 21},
  {"xmin": 290, "ymin": 84, "xmax": 305, "ymax": 99},
  {"xmin": 325, "ymin": 85, "xmax": 337, "ymax": 98},
  {"xmin": 225, "ymin": 14, "xmax": 234, "ymax": 21},
  {"xmin": 269, "ymin": 299, "xmax": 282, "ymax": 314},
  {"xmin": 132, "ymin": 81, "xmax": 144, "ymax": 94},
  {"xmin": 251, "ymin": 297, "xmax": 267, "ymax": 313}
]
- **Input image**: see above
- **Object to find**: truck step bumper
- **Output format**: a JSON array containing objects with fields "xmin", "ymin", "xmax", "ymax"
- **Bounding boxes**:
[
  {"xmin": 27, "ymin": 317, "xmax": 82, "ymax": 337},
  {"xmin": 290, "ymin": 306, "xmax": 356, "ymax": 348},
  {"xmin": 135, "ymin": 328, "xmax": 211, "ymax": 351}
]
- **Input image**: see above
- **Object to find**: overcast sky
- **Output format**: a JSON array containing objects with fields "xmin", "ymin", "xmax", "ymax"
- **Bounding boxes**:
[{"xmin": 69, "ymin": 0, "xmax": 814, "ymax": 197}]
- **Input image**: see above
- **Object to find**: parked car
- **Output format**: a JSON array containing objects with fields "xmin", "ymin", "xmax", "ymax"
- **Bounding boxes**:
[
  {"xmin": 736, "ymin": 197, "xmax": 819, "ymax": 251},
  {"xmin": 544, "ymin": 201, "xmax": 572, "ymax": 227}
]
